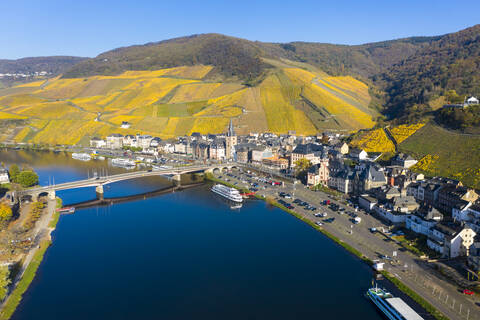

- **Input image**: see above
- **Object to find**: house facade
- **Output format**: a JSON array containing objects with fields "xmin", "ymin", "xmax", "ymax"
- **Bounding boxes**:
[
  {"xmin": 106, "ymin": 134, "xmax": 124, "ymax": 149},
  {"xmin": 306, "ymin": 158, "xmax": 329, "ymax": 186},
  {"xmin": 427, "ymin": 223, "xmax": 476, "ymax": 258},
  {"xmin": 0, "ymin": 169, "xmax": 9, "ymax": 184}
]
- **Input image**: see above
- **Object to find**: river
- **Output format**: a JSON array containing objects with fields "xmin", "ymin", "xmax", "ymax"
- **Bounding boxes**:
[{"xmin": 0, "ymin": 149, "xmax": 429, "ymax": 319}]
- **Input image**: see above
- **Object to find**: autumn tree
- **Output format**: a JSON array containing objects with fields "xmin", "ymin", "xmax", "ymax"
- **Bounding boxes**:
[
  {"xmin": 0, "ymin": 203, "xmax": 12, "ymax": 222},
  {"xmin": 294, "ymin": 158, "xmax": 312, "ymax": 180}
]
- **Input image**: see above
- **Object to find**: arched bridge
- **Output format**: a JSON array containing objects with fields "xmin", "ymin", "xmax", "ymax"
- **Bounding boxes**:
[{"xmin": 19, "ymin": 164, "xmax": 238, "ymax": 201}]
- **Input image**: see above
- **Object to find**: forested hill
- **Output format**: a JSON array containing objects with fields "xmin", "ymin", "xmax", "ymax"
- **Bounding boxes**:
[
  {"xmin": 0, "ymin": 56, "xmax": 87, "ymax": 75},
  {"xmin": 381, "ymin": 24, "xmax": 480, "ymax": 121},
  {"xmin": 62, "ymin": 33, "xmax": 438, "ymax": 82},
  {"xmin": 63, "ymin": 34, "xmax": 267, "ymax": 82},
  {"xmin": 257, "ymin": 36, "xmax": 437, "ymax": 78}
]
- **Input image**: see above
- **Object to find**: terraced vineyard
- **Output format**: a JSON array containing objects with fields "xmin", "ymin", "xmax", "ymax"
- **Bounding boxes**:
[
  {"xmin": 0, "ymin": 64, "xmax": 378, "ymax": 145},
  {"xmin": 399, "ymin": 123, "xmax": 480, "ymax": 189}
]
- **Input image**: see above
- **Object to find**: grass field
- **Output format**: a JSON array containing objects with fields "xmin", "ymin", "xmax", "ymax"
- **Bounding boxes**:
[{"xmin": 399, "ymin": 123, "xmax": 480, "ymax": 188}]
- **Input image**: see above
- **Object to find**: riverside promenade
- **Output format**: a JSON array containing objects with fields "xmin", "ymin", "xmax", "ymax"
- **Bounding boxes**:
[{"xmin": 213, "ymin": 169, "xmax": 480, "ymax": 320}]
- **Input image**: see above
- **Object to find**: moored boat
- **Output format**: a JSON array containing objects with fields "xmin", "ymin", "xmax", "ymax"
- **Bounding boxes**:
[
  {"xmin": 57, "ymin": 207, "xmax": 75, "ymax": 214},
  {"xmin": 72, "ymin": 153, "xmax": 92, "ymax": 161},
  {"xmin": 111, "ymin": 158, "xmax": 136, "ymax": 168},
  {"xmin": 211, "ymin": 184, "xmax": 243, "ymax": 203},
  {"xmin": 366, "ymin": 283, "xmax": 424, "ymax": 320}
]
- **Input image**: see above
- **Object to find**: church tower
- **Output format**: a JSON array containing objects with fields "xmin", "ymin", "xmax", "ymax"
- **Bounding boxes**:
[{"xmin": 225, "ymin": 119, "xmax": 237, "ymax": 160}]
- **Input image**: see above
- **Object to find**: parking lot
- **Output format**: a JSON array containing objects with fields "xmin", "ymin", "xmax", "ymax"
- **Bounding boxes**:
[{"xmin": 213, "ymin": 167, "xmax": 480, "ymax": 320}]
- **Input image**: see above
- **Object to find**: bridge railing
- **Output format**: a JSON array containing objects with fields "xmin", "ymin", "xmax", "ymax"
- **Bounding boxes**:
[{"xmin": 20, "ymin": 164, "xmax": 218, "ymax": 194}]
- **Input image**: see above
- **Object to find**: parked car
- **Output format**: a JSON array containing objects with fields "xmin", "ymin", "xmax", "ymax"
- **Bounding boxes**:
[{"xmin": 463, "ymin": 289, "xmax": 474, "ymax": 296}]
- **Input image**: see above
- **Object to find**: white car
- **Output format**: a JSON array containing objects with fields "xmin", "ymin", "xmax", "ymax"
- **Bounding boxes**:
[{"xmin": 315, "ymin": 221, "xmax": 323, "ymax": 226}]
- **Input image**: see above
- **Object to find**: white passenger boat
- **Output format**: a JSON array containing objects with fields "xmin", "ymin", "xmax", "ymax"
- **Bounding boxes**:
[
  {"xmin": 111, "ymin": 158, "xmax": 136, "ymax": 168},
  {"xmin": 72, "ymin": 153, "xmax": 92, "ymax": 161},
  {"xmin": 366, "ymin": 283, "xmax": 424, "ymax": 320},
  {"xmin": 211, "ymin": 184, "xmax": 243, "ymax": 203}
]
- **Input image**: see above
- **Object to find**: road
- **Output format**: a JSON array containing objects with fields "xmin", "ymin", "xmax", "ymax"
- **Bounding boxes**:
[{"xmin": 215, "ymin": 169, "xmax": 480, "ymax": 320}]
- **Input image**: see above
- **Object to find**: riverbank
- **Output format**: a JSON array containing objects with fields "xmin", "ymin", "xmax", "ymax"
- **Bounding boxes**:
[
  {"xmin": 205, "ymin": 173, "xmax": 450, "ymax": 320},
  {"xmin": 0, "ymin": 197, "xmax": 60, "ymax": 320}
]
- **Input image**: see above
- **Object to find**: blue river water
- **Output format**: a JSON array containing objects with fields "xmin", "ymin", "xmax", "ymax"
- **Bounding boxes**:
[{"xmin": 0, "ymin": 149, "xmax": 430, "ymax": 319}]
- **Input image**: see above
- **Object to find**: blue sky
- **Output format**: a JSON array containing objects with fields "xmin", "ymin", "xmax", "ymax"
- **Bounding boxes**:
[{"xmin": 1, "ymin": 0, "xmax": 479, "ymax": 59}]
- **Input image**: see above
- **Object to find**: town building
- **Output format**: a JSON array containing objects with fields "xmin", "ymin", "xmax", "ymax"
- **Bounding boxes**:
[
  {"xmin": 328, "ymin": 168, "xmax": 354, "ymax": 194},
  {"xmin": 120, "ymin": 121, "xmax": 131, "ymax": 129},
  {"xmin": 437, "ymin": 184, "xmax": 478, "ymax": 214},
  {"xmin": 251, "ymin": 147, "xmax": 273, "ymax": 163},
  {"xmin": 466, "ymin": 96, "xmax": 479, "ymax": 106},
  {"xmin": 262, "ymin": 156, "xmax": 289, "ymax": 170},
  {"xmin": 452, "ymin": 203, "xmax": 480, "ymax": 233},
  {"xmin": 468, "ymin": 241, "xmax": 480, "ymax": 272},
  {"xmin": 290, "ymin": 143, "xmax": 324, "ymax": 166},
  {"xmin": 391, "ymin": 153, "xmax": 418, "ymax": 168},
  {"xmin": 123, "ymin": 135, "xmax": 137, "ymax": 148},
  {"xmin": 137, "ymin": 135, "xmax": 153, "ymax": 149},
  {"xmin": 106, "ymin": 134, "xmax": 124, "ymax": 149},
  {"xmin": 334, "ymin": 142, "xmax": 349, "ymax": 155},
  {"xmin": 209, "ymin": 140, "xmax": 226, "ymax": 160},
  {"xmin": 0, "ymin": 169, "xmax": 9, "ymax": 184},
  {"xmin": 236, "ymin": 146, "xmax": 249, "ymax": 163},
  {"xmin": 427, "ymin": 223, "xmax": 476, "ymax": 258},
  {"xmin": 349, "ymin": 148, "xmax": 368, "ymax": 160},
  {"xmin": 353, "ymin": 163, "xmax": 387, "ymax": 195},
  {"xmin": 359, "ymin": 195, "xmax": 377, "ymax": 212},
  {"xmin": 405, "ymin": 206, "xmax": 443, "ymax": 237},
  {"xmin": 89, "ymin": 137, "xmax": 106, "ymax": 149},
  {"xmin": 306, "ymin": 158, "xmax": 329, "ymax": 186}
]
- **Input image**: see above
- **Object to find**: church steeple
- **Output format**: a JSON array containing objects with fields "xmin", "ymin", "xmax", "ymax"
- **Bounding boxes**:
[{"xmin": 227, "ymin": 119, "xmax": 235, "ymax": 137}]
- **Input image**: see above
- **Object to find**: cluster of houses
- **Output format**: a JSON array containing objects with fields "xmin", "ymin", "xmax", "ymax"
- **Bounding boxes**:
[
  {"xmin": 0, "ymin": 71, "xmax": 49, "ymax": 79},
  {"xmin": 89, "ymin": 121, "xmax": 480, "ymax": 271},
  {"xmin": 443, "ymin": 96, "xmax": 479, "ymax": 109}
]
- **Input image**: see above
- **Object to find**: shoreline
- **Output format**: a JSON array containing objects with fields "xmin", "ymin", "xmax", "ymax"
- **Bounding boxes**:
[
  {"xmin": 205, "ymin": 173, "xmax": 449, "ymax": 320},
  {"xmin": 0, "ymin": 197, "xmax": 60, "ymax": 320}
]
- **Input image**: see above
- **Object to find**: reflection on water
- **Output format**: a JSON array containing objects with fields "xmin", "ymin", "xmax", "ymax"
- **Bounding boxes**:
[
  {"xmin": 0, "ymin": 149, "xmax": 172, "ymax": 201},
  {"xmin": 0, "ymin": 149, "xmax": 132, "ymax": 186}
]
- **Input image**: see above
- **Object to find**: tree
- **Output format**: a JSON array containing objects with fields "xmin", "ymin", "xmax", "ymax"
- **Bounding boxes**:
[
  {"xmin": 8, "ymin": 165, "xmax": 20, "ymax": 183},
  {"xmin": 320, "ymin": 133, "xmax": 330, "ymax": 145},
  {"xmin": 16, "ymin": 171, "xmax": 39, "ymax": 188},
  {"xmin": 0, "ymin": 203, "xmax": 12, "ymax": 222},
  {"xmin": 294, "ymin": 158, "xmax": 312, "ymax": 180}
]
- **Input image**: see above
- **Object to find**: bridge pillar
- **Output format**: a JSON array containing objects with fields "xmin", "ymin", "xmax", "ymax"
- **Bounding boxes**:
[
  {"xmin": 172, "ymin": 174, "xmax": 181, "ymax": 187},
  {"xmin": 95, "ymin": 185, "xmax": 104, "ymax": 200},
  {"xmin": 48, "ymin": 190, "xmax": 56, "ymax": 200}
]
